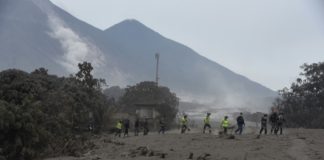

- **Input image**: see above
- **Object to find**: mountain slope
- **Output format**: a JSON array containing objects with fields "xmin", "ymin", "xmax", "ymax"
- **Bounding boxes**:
[
  {"xmin": 0, "ymin": 0, "xmax": 65, "ymax": 74},
  {"xmin": 0, "ymin": 0, "xmax": 277, "ymax": 110},
  {"xmin": 103, "ymin": 20, "xmax": 276, "ymax": 108}
]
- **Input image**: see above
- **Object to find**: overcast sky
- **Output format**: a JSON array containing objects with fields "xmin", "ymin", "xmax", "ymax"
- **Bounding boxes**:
[{"xmin": 50, "ymin": 0, "xmax": 324, "ymax": 91}]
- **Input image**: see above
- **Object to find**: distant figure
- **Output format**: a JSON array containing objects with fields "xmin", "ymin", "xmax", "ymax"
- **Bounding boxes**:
[
  {"xmin": 203, "ymin": 113, "xmax": 212, "ymax": 134},
  {"xmin": 123, "ymin": 119, "xmax": 130, "ymax": 137},
  {"xmin": 180, "ymin": 115, "xmax": 189, "ymax": 134},
  {"xmin": 134, "ymin": 118, "xmax": 140, "ymax": 136},
  {"xmin": 115, "ymin": 120, "xmax": 122, "ymax": 137},
  {"xmin": 88, "ymin": 119, "xmax": 94, "ymax": 132},
  {"xmin": 159, "ymin": 118, "xmax": 166, "ymax": 134},
  {"xmin": 259, "ymin": 114, "xmax": 268, "ymax": 135},
  {"xmin": 269, "ymin": 111, "xmax": 278, "ymax": 134},
  {"xmin": 221, "ymin": 116, "xmax": 230, "ymax": 135},
  {"xmin": 143, "ymin": 119, "xmax": 149, "ymax": 136},
  {"xmin": 234, "ymin": 112, "xmax": 245, "ymax": 135},
  {"xmin": 276, "ymin": 112, "xmax": 285, "ymax": 135}
]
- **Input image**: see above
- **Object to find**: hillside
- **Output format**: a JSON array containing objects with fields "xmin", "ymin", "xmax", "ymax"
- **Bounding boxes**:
[{"xmin": 0, "ymin": 0, "xmax": 276, "ymax": 111}]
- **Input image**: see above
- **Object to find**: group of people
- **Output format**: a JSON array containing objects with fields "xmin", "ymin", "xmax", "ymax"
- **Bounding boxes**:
[
  {"xmin": 180, "ymin": 111, "xmax": 285, "ymax": 135},
  {"xmin": 114, "ymin": 118, "xmax": 165, "ymax": 137},
  {"xmin": 259, "ymin": 111, "xmax": 285, "ymax": 135},
  {"xmin": 179, "ymin": 113, "xmax": 233, "ymax": 135},
  {"xmin": 114, "ymin": 111, "xmax": 285, "ymax": 137}
]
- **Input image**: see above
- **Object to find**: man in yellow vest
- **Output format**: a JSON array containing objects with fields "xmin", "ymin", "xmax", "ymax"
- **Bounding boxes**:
[
  {"xmin": 180, "ymin": 115, "xmax": 189, "ymax": 134},
  {"xmin": 221, "ymin": 116, "xmax": 230, "ymax": 135},
  {"xmin": 115, "ymin": 120, "xmax": 122, "ymax": 137},
  {"xmin": 203, "ymin": 113, "xmax": 212, "ymax": 134}
]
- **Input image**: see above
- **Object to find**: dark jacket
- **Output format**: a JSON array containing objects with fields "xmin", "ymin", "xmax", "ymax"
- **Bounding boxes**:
[
  {"xmin": 277, "ymin": 114, "xmax": 285, "ymax": 125},
  {"xmin": 134, "ymin": 120, "xmax": 140, "ymax": 128},
  {"xmin": 261, "ymin": 117, "xmax": 267, "ymax": 126},
  {"xmin": 269, "ymin": 113, "xmax": 278, "ymax": 123},
  {"xmin": 124, "ymin": 119, "xmax": 130, "ymax": 128},
  {"xmin": 236, "ymin": 115, "xmax": 245, "ymax": 125}
]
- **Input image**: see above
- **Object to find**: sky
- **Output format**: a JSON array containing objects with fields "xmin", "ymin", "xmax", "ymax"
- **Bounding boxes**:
[{"xmin": 50, "ymin": 0, "xmax": 324, "ymax": 91}]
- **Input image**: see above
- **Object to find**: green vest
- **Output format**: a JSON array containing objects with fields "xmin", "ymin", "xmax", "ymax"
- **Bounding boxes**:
[
  {"xmin": 116, "ymin": 122, "xmax": 122, "ymax": 129},
  {"xmin": 222, "ymin": 119, "xmax": 229, "ymax": 128},
  {"xmin": 181, "ymin": 117, "xmax": 188, "ymax": 125},
  {"xmin": 204, "ymin": 116, "xmax": 210, "ymax": 124}
]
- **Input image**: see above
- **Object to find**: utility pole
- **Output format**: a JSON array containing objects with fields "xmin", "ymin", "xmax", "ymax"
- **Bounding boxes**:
[
  {"xmin": 155, "ymin": 53, "xmax": 160, "ymax": 86},
  {"xmin": 154, "ymin": 53, "xmax": 160, "ymax": 130}
]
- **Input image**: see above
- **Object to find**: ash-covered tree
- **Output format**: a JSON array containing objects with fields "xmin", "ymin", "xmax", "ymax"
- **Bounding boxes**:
[
  {"xmin": 119, "ymin": 81, "xmax": 179, "ymax": 125},
  {"xmin": 278, "ymin": 62, "xmax": 324, "ymax": 128},
  {"xmin": 75, "ymin": 61, "xmax": 106, "ymax": 90},
  {"xmin": 0, "ymin": 62, "xmax": 109, "ymax": 160},
  {"xmin": 72, "ymin": 62, "xmax": 107, "ymax": 131}
]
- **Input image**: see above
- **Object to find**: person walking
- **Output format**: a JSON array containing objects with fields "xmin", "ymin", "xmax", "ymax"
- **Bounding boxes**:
[
  {"xmin": 203, "ymin": 113, "xmax": 212, "ymax": 134},
  {"xmin": 234, "ymin": 112, "xmax": 245, "ymax": 135},
  {"xmin": 221, "ymin": 116, "xmax": 230, "ymax": 135},
  {"xmin": 158, "ymin": 118, "xmax": 166, "ymax": 134},
  {"xmin": 259, "ymin": 114, "xmax": 268, "ymax": 135},
  {"xmin": 276, "ymin": 112, "xmax": 285, "ymax": 135},
  {"xmin": 270, "ymin": 111, "xmax": 278, "ymax": 134},
  {"xmin": 143, "ymin": 118, "xmax": 149, "ymax": 136},
  {"xmin": 123, "ymin": 119, "xmax": 130, "ymax": 137},
  {"xmin": 134, "ymin": 118, "xmax": 140, "ymax": 136},
  {"xmin": 180, "ymin": 115, "xmax": 189, "ymax": 134},
  {"xmin": 115, "ymin": 120, "xmax": 122, "ymax": 137}
]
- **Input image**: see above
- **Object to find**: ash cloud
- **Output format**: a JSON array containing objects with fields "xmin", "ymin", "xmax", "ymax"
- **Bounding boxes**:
[{"xmin": 47, "ymin": 15, "xmax": 105, "ymax": 73}]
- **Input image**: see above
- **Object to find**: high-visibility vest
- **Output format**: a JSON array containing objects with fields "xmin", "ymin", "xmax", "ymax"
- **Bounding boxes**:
[
  {"xmin": 181, "ymin": 117, "xmax": 187, "ymax": 125},
  {"xmin": 221, "ymin": 119, "xmax": 229, "ymax": 128},
  {"xmin": 204, "ymin": 116, "xmax": 210, "ymax": 124},
  {"xmin": 116, "ymin": 122, "xmax": 122, "ymax": 129}
]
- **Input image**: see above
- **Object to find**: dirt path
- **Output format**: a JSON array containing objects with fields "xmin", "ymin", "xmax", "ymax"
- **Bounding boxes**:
[
  {"xmin": 46, "ymin": 129, "xmax": 324, "ymax": 160},
  {"xmin": 287, "ymin": 129, "xmax": 324, "ymax": 160},
  {"xmin": 287, "ymin": 138, "xmax": 309, "ymax": 160}
]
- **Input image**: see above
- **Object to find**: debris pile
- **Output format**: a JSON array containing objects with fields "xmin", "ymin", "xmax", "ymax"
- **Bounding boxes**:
[{"xmin": 123, "ymin": 146, "xmax": 167, "ymax": 159}]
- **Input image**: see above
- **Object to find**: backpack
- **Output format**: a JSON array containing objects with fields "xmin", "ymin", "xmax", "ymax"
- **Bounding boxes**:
[{"xmin": 237, "ymin": 116, "xmax": 244, "ymax": 124}]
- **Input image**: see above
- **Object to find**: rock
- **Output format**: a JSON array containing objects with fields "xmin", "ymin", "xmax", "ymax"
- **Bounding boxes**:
[
  {"xmin": 188, "ymin": 152, "xmax": 194, "ymax": 159},
  {"xmin": 138, "ymin": 146, "xmax": 149, "ymax": 156},
  {"xmin": 149, "ymin": 151, "xmax": 155, "ymax": 157},
  {"xmin": 120, "ymin": 152, "xmax": 129, "ymax": 158},
  {"xmin": 197, "ymin": 153, "xmax": 211, "ymax": 160},
  {"xmin": 297, "ymin": 136, "xmax": 307, "ymax": 140},
  {"xmin": 161, "ymin": 153, "xmax": 166, "ymax": 158},
  {"xmin": 227, "ymin": 135, "xmax": 235, "ymax": 139}
]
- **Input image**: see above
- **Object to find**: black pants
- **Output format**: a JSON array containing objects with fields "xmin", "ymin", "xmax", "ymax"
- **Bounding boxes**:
[
  {"xmin": 276, "ymin": 123, "xmax": 283, "ymax": 135},
  {"xmin": 143, "ymin": 127, "xmax": 149, "ymax": 135},
  {"xmin": 203, "ymin": 124, "xmax": 211, "ymax": 133},
  {"xmin": 223, "ymin": 127, "xmax": 228, "ymax": 134},
  {"xmin": 181, "ymin": 125, "xmax": 187, "ymax": 134},
  {"xmin": 270, "ymin": 122, "xmax": 277, "ymax": 134},
  {"xmin": 134, "ymin": 127, "xmax": 139, "ymax": 136},
  {"xmin": 115, "ymin": 129, "xmax": 121, "ymax": 137},
  {"xmin": 235, "ymin": 124, "xmax": 243, "ymax": 135},
  {"xmin": 259, "ymin": 125, "xmax": 267, "ymax": 135},
  {"xmin": 124, "ymin": 127, "xmax": 129, "ymax": 137},
  {"xmin": 159, "ymin": 126, "xmax": 165, "ymax": 134}
]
